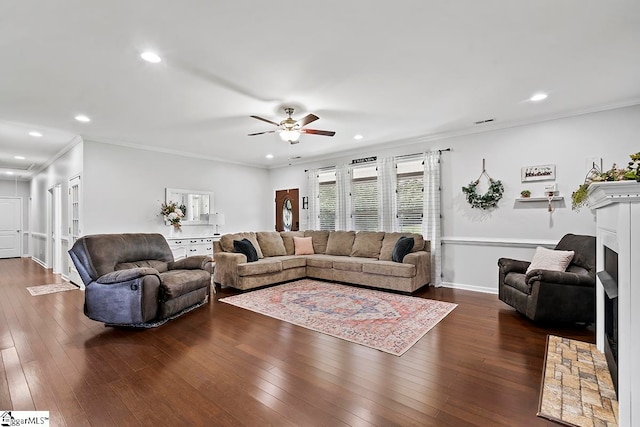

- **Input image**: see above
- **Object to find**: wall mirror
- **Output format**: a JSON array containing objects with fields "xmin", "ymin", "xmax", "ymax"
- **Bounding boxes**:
[{"xmin": 165, "ymin": 188, "xmax": 214, "ymax": 225}]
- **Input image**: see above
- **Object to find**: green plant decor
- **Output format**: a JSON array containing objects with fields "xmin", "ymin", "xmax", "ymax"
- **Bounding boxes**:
[
  {"xmin": 571, "ymin": 152, "xmax": 640, "ymax": 211},
  {"xmin": 462, "ymin": 179, "xmax": 504, "ymax": 209},
  {"xmin": 520, "ymin": 190, "xmax": 531, "ymax": 198}
]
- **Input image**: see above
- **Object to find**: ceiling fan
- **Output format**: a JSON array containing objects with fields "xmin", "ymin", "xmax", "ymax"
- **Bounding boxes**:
[{"xmin": 248, "ymin": 107, "xmax": 336, "ymax": 144}]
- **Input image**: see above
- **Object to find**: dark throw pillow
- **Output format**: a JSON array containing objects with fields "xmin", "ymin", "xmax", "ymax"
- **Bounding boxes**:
[
  {"xmin": 391, "ymin": 236, "xmax": 414, "ymax": 263},
  {"xmin": 233, "ymin": 238, "xmax": 258, "ymax": 262}
]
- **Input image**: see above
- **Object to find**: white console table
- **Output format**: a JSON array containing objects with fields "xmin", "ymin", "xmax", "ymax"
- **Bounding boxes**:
[
  {"xmin": 588, "ymin": 181, "xmax": 640, "ymax": 427},
  {"xmin": 166, "ymin": 235, "xmax": 217, "ymax": 260}
]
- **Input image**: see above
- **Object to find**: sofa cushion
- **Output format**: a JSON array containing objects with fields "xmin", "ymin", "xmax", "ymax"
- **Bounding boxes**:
[
  {"xmin": 256, "ymin": 232, "xmax": 287, "ymax": 257},
  {"xmin": 277, "ymin": 256, "xmax": 307, "ymax": 270},
  {"xmin": 221, "ymin": 232, "xmax": 264, "ymax": 258},
  {"xmin": 392, "ymin": 236, "xmax": 414, "ymax": 263},
  {"xmin": 332, "ymin": 258, "xmax": 367, "ymax": 272},
  {"xmin": 115, "ymin": 259, "xmax": 168, "ymax": 273},
  {"xmin": 234, "ymin": 239, "xmax": 259, "ymax": 262},
  {"xmin": 350, "ymin": 231, "xmax": 385, "ymax": 258},
  {"xmin": 362, "ymin": 261, "xmax": 416, "ymax": 278},
  {"xmin": 504, "ymin": 272, "xmax": 531, "ymax": 294},
  {"xmin": 326, "ymin": 231, "xmax": 356, "ymax": 256},
  {"xmin": 158, "ymin": 269, "xmax": 210, "ymax": 301},
  {"xmin": 305, "ymin": 255, "xmax": 334, "ymax": 269},
  {"xmin": 280, "ymin": 231, "xmax": 305, "ymax": 255},
  {"xmin": 379, "ymin": 232, "xmax": 426, "ymax": 261},
  {"xmin": 237, "ymin": 259, "xmax": 282, "ymax": 276},
  {"xmin": 304, "ymin": 230, "xmax": 330, "ymax": 254},
  {"xmin": 294, "ymin": 236, "xmax": 315, "ymax": 255}
]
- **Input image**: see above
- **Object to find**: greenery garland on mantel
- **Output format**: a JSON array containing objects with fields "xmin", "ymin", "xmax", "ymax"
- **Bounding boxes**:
[{"xmin": 462, "ymin": 159, "xmax": 504, "ymax": 209}]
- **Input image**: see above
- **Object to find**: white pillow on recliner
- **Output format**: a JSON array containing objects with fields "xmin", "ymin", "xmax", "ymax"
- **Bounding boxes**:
[{"xmin": 526, "ymin": 246, "xmax": 575, "ymax": 274}]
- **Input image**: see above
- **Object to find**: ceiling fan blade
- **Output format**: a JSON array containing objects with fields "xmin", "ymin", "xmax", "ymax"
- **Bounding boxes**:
[
  {"xmin": 296, "ymin": 114, "xmax": 319, "ymax": 127},
  {"xmin": 248, "ymin": 130, "xmax": 277, "ymax": 136},
  {"xmin": 250, "ymin": 115, "xmax": 280, "ymax": 126},
  {"xmin": 301, "ymin": 129, "xmax": 336, "ymax": 137}
]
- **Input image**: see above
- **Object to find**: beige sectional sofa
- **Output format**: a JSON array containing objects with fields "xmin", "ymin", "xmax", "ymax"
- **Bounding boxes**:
[{"xmin": 213, "ymin": 230, "xmax": 431, "ymax": 293}]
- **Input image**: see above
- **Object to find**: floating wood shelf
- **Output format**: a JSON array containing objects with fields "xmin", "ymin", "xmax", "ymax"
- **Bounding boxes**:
[{"xmin": 516, "ymin": 196, "xmax": 564, "ymax": 202}]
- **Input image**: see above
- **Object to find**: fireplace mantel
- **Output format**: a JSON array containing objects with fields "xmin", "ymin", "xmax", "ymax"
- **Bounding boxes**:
[
  {"xmin": 589, "ymin": 181, "xmax": 640, "ymax": 427},
  {"xmin": 587, "ymin": 180, "xmax": 640, "ymax": 209}
]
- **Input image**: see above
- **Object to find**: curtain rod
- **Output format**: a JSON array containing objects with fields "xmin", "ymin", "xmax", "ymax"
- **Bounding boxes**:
[{"xmin": 304, "ymin": 148, "xmax": 451, "ymax": 172}]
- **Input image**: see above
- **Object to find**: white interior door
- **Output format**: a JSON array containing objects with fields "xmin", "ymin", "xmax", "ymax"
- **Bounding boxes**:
[
  {"xmin": 68, "ymin": 176, "xmax": 82, "ymax": 285},
  {"xmin": 0, "ymin": 197, "xmax": 21, "ymax": 258}
]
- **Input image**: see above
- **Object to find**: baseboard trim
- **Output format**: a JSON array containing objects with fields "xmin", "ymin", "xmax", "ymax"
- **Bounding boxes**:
[
  {"xmin": 32, "ymin": 257, "xmax": 47, "ymax": 269},
  {"xmin": 440, "ymin": 281, "xmax": 498, "ymax": 295}
]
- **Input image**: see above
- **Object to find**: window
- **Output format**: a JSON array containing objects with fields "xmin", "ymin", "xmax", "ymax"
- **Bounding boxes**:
[
  {"xmin": 351, "ymin": 165, "xmax": 378, "ymax": 231},
  {"xmin": 397, "ymin": 159, "xmax": 424, "ymax": 233},
  {"xmin": 318, "ymin": 170, "xmax": 336, "ymax": 231}
]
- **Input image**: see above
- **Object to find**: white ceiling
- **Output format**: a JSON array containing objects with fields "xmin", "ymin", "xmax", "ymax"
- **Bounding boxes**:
[{"xmin": 1, "ymin": 0, "xmax": 639, "ymax": 179}]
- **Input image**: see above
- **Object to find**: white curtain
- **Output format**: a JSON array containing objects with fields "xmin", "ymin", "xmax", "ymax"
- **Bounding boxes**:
[
  {"xmin": 423, "ymin": 151, "xmax": 442, "ymax": 287},
  {"xmin": 335, "ymin": 164, "xmax": 352, "ymax": 230},
  {"xmin": 377, "ymin": 156, "xmax": 398, "ymax": 231},
  {"xmin": 307, "ymin": 169, "xmax": 320, "ymax": 230}
]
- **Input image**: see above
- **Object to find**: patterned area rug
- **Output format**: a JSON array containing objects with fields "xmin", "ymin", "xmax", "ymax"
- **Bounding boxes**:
[
  {"xmin": 538, "ymin": 335, "xmax": 618, "ymax": 427},
  {"xmin": 221, "ymin": 279, "xmax": 457, "ymax": 356},
  {"xmin": 27, "ymin": 283, "xmax": 79, "ymax": 296}
]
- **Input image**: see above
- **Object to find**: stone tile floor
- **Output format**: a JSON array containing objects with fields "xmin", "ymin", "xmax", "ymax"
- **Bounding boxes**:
[{"xmin": 538, "ymin": 335, "xmax": 618, "ymax": 427}]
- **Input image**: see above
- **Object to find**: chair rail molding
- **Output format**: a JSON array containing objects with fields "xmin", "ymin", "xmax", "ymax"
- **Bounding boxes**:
[{"xmin": 441, "ymin": 236, "xmax": 557, "ymax": 249}]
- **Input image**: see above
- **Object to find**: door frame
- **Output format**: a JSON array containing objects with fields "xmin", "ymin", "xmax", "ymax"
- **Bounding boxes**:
[{"xmin": 47, "ymin": 184, "xmax": 62, "ymax": 273}]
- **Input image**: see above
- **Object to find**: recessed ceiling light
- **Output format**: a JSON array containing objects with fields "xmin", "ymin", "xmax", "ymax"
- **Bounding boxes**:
[
  {"xmin": 530, "ymin": 93, "xmax": 548, "ymax": 102},
  {"xmin": 29, "ymin": 131, "xmax": 42, "ymax": 137},
  {"xmin": 75, "ymin": 114, "xmax": 91, "ymax": 122},
  {"xmin": 354, "ymin": 134, "xmax": 363, "ymax": 140},
  {"xmin": 14, "ymin": 156, "xmax": 25, "ymax": 160},
  {"xmin": 6, "ymin": 171, "xmax": 14, "ymax": 175},
  {"xmin": 141, "ymin": 52, "xmax": 162, "ymax": 63},
  {"xmin": 265, "ymin": 154, "xmax": 274, "ymax": 159}
]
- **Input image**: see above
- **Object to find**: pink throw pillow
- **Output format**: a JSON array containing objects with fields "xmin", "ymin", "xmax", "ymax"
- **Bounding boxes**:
[{"xmin": 294, "ymin": 236, "xmax": 315, "ymax": 255}]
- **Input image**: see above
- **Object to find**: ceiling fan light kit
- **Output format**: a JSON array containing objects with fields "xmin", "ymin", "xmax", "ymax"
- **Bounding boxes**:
[{"xmin": 249, "ymin": 107, "xmax": 335, "ymax": 144}]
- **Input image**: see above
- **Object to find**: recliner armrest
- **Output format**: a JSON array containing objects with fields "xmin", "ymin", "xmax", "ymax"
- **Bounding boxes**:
[
  {"xmin": 526, "ymin": 269, "xmax": 594, "ymax": 287},
  {"xmin": 96, "ymin": 267, "xmax": 159, "ymax": 284},
  {"xmin": 498, "ymin": 258, "xmax": 530, "ymax": 275},
  {"xmin": 168, "ymin": 255, "xmax": 214, "ymax": 273}
]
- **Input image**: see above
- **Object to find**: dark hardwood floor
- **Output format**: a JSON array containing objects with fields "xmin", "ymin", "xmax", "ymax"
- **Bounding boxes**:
[{"xmin": 0, "ymin": 258, "xmax": 594, "ymax": 426}]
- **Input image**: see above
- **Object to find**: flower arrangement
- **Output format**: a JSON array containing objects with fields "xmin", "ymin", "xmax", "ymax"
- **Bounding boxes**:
[
  {"xmin": 571, "ymin": 152, "xmax": 640, "ymax": 211},
  {"xmin": 160, "ymin": 201, "xmax": 186, "ymax": 230}
]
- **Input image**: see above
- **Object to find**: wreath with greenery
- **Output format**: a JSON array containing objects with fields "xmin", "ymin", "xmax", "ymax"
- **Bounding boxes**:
[{"xmin": 462, "ymin": 179, "xmax": 504, "ymax": 209}]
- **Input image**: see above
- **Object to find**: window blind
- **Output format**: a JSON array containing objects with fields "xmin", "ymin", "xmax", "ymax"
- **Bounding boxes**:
[
  {"xmin": 351, "ymin": 165, "xmax": 378, "ymax": 231},
  {"xmin": 318, "ymin": 170, "xmax": 336, "ymax": 231},
  {"xmin": 397, "ymin": 160, "xmax": 424, "ymax": 233}
]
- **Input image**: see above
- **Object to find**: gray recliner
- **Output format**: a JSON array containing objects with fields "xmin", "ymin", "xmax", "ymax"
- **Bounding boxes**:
[
  {"xmin": 498, "ymin": 233, "xmax": 596, "ymax": 323},
  {"xmin": 69, "ymin": 233, "xmax": 213, "ymax": 327}
]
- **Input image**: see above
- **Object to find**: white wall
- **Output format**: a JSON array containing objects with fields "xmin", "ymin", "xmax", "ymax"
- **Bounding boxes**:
[
  {"xmin": 268, "ymin": 105, "xmax": 640, "ymax": 293},
  {"xmin": 0, "ymin": 178, "xmax": 30, "ymax": 255},
  {"xmin": 29, "ymin": 138, "xmax": 83, "ymax": 270},
  {"xmin": 82, "ymin": 140, "xmax": 272, "ymax": 236}
]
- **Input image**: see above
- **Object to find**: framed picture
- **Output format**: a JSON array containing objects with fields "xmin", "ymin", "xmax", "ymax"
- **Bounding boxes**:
[{"xmin": 521, "ymin": 164, "xmax": 556, "ymax": 182}]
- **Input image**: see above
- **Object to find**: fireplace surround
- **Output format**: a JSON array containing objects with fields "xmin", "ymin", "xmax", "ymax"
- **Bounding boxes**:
[{"xmin": 588, "ymin": 181, "xmax": 640, "ymax": 427}]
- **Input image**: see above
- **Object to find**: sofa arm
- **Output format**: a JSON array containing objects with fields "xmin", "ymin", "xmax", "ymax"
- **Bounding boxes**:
[
  {"xmin": 96, "ymin": 267, "xmax": 159, "ymax": 284},
  {"xmin": 526, "ymin": 269, "xmax": 595, "ymax": 287},
  {"xmin": 498, "ymin": 258, "xmax": 530, "ymax": 275},
  {"xmin": 403, "ymin": 251, "xmax": 431, "ymax": 286},
  {"xmin": 213, "ymin": 252, "xmax": 247, "ymax": 288},
  {"xmin": 87, "ymin": 269, "xmax": 161, "ymax": 324},
  {"xmin": 169, "ymin": 255, "xmax": 214, "ymax": 273}
]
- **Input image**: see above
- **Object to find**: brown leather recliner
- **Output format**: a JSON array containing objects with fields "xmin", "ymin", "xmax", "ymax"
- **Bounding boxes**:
[
  {"xmin": 69, "ymin": 233, "xmax": 213, "ymax": 327},
  {"xmin": 498, "ymin": 233, "xmax": 596, "ymax": 323}
]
